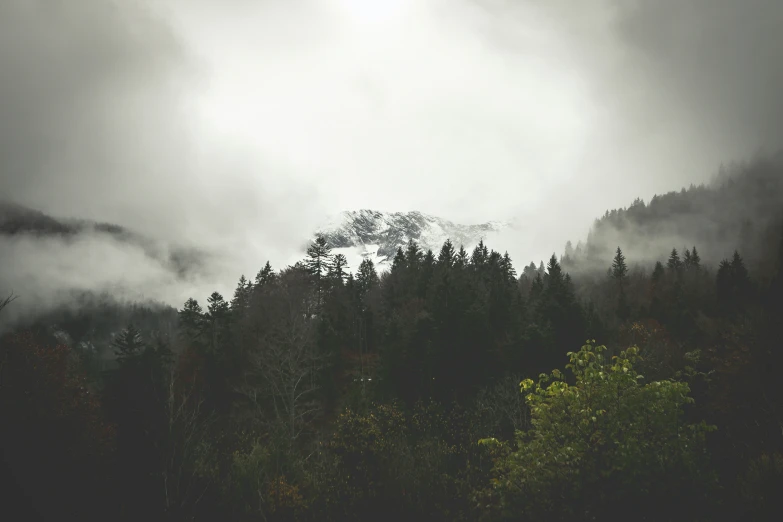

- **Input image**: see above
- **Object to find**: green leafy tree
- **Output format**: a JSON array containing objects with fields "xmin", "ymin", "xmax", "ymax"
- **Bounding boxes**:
[{"xmin": 479, "ymin": 341, "xmax": 717, "ymax": 522}]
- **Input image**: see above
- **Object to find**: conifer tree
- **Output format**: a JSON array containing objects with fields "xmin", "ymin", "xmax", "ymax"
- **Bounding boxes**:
[
  {"xmin": 437, "ymin": 239, "xmax": 455, "ymax": 268},
  {"xmin": 330, "ymin": 253, "xmax": 349, "ymax": 285},
  {"xmin": 546, "ymin": 254, "xmax": 563, "ymax": 285},
  {"xmin": 113, "ymin": 324, "xmax": 145, "ymax": 365},
  {"xmin": 306, "ymin": 236, "xmax": 333, "ymax": 309},
  {"xmin": 611, "ymin": 247, "xmax": 628, "ymax": 281},
  {"xmin": 231, "ymin": 275, "xmax": 252, "ymax": 313},
  {"xmin": 391, "ymin": 247, "xmax": 406, "ymax": 272},
  {"xmin": 179, "ymin": 298, "xmax": 205, "ymax": 341},
  {"xmin": 405, "ymin": 240, "xmax": 423, "ymax": 273},
  {"xmin": 455, "ymin": 245, "xmax": 469, "ymax": 268},
  {"xmin": 501, "ymin": 252, "xmax": 516, "ymax": 284},
  {"xmin": 416, "ymin": 250, "xmax": 435, "ymax": 299},
  {"xmin": 255, "ymin": 261, "xmax": 276, "ymax": 287},
  {"xmin": 471, "ymin": 240, "xmax": 489, "ymax": 267},
  {"xmin": 667, "ymin": 248, "xmax": 682, "ymax": 270},
  {"xmin": 651, "ymin": 261, "xmax": 665, "ymax": 283},
  {"xmin": 684, "ymin": 248, "xmax": 693, "ymax": 268},
  {"xmin": 356, "ymin": 258, "xmax": 380, "ymax": 304},
  {"xmin": 690, "ymin": 246, "xmax": 701, "ymax": 269}
]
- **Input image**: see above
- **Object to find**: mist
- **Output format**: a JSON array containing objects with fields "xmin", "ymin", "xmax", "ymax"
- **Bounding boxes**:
[{"xmin": 1, "ymin": 0, "xmax": 782, "ymax": 322}]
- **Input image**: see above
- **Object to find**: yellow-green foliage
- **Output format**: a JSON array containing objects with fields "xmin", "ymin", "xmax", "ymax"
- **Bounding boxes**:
[{"xmin": 479, "ymin": 341, "xmax": 717, "ymax": 521}]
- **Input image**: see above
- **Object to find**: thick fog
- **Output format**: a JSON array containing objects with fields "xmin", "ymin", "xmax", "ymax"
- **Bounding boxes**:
[{"xmin": 1, "ymin": 0, "xmax": 782, "ymax": 322}]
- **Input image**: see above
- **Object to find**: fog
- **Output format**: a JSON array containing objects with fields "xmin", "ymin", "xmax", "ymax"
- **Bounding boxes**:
[{"xmin": 1, "ymin": 0, "xmax": 782, "ymax": 320}]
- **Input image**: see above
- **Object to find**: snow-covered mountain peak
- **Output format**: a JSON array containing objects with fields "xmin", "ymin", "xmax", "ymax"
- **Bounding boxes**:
[{"xmin": 314, "ymin": 210, "xmax": 512, "ymax": 272}]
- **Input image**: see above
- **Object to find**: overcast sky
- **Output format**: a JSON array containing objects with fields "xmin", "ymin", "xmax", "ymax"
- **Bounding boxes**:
[{"xmin": 2, "ymin": 0, "xmax": 783, "ymax": 297}]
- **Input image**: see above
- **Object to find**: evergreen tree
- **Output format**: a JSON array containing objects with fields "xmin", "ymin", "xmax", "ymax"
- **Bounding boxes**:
[
  {"xmin": 391, "ymin": 247, "xmax": 407, "ymax": 272},
  {"xmin": 178, "ymin": 298, "xmax": 204, "ymax": 341},
  {"xmin": 419, "ymin": 249, "xmax": 436, "ymax": 298},
  {"xmin": 522, "ymin": 262, "xmax": 538, "ymax": 280},
  {"xmin": 667, "ymin": 248, "xmax": 682, "ymax": 270},
  {"xmin": 437, "ymin": 239, "xmax": 455, "ymax": 268},
  {"xmin": 330, "ymin": 253, "xmax": 349, "ymax": 285},
  {"xmin": 546, "ymin": 254, "xmax": 563, "ymax": 285},
  {"xmin": 306, "ymin": 235, "xmax": 334, "ymax": 305},
  {"xmin": 205, "ymin": 292, "xmax": 230, "ymax": 353},
  {"xmin": 612, "ymin": 247, "xmax": 628, "ymax": 281},
  {"xmin": 254, "ymin": 261, "xmax": 276, "ymax": 287},
  {"xmin": 356, "ymin": 258, "xmax": 380, "ymax": 304},
  {"xmin": 455, "ymin": 245, "xmax": 469, "ymax": 268},
  {"xmin": 471, "ymin": 240, "xmax": 489, "ymax": 267},
  {"xmin": 113, "ymin": 324, "xmax": 145, "ymax": 365},
  {"xmin": 684, "ymin": 248, "xmax": 693, "ymax": 268},
  {"xmin": 230, "ymin": 274, "xmax": 252, "ymax": 313},
  {"xmin": 501, "ymin": 252, "xmax": 516, "ymax": 284},
  {"xmin": 405, "ymin": 240, "xmax": 423, "ymax": 277},
  {"xmin": 652, "ymin": 261, "xmax": 665, "ymax": 283},
  {"xmin": 690, "ymin": 246, "xmax": 701, "ymax": 269}
]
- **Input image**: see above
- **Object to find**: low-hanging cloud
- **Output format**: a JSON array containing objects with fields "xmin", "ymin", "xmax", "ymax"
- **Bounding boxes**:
[
  {"xmin": 1, "ymin": 0, "xmax": 782, "ymax": 320},
  {"xmin": 0, "ymin": 0, "xmax": 328, "ymax": 317}
]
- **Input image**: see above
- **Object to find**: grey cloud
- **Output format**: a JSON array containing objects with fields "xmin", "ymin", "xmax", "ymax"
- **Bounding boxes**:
[
  {"xmin": 0, "ymin": 0, "xmax": 326, "ymax": 314},
  {"xmin": 2, "ymin": 0, "xmax": 782, "ymax": 316}
]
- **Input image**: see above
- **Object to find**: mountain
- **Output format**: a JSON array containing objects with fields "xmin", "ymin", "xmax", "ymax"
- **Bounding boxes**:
[
  {"xmin": 314, "ymin": 209, "xmax": 512, "ymax": 271},
  {"xmin": 561, "ymin": 153, "xmax": 783, "ymax": 276},
  {"xmin": 0, "ymin": 200, "xmax": 208, "ymax": 279}
]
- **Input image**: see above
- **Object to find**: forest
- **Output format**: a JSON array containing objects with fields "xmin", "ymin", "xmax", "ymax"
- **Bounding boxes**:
[{"xmin": 2, "ymin": 156, "xmax": 783, "ymax": 522}]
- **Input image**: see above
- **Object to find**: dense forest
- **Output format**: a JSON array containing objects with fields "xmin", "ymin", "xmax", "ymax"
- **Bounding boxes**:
[{"xmin": 2, "ymin": 157, "xmax": 783, "ymax": 521}]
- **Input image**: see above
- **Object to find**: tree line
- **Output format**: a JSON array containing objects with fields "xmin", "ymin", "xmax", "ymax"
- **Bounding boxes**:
[{"xmin": 3, "ymin": 165, "xmax": 783, "ymax": 520}]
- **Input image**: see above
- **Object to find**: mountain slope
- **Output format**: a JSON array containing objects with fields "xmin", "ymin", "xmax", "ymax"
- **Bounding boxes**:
[
  {"xmin": 0, "ymin": 200, "xmax": 207, "ymax": 278},
  {"xmin": 562, "ymin": 153, "xmax": 783, "ymax": 275},
  {"xmin": 315, "ymin": 209, "xmax": 511, "ymax": 271}
]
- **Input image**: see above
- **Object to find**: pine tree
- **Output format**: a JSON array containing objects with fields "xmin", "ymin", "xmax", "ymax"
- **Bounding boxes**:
[
  {"xmin": 667, "ymin": 248, "xmax": 682, "ymax": 270},
  {"xmin": 455, "ymin": 245, "xmax": 469, "ymax": 268},
  {"xmin": 330, "ymin": 253, "xmax": 349, "ymax": 285},
  {"xmin": 690, "ymin": 246, "xmax": 701, "ymax": 269},
  {"xmin": 611, "ymin": 247, "xmax": 628, "ymax": 281},
  {"xmin": 391, "ymin": 247, "xmax": 407, "ymax": 272},
  {"xmin": 471, "ymin": 240, "xmax": 489, "ymax": 267},
  {"xmin": 501, "ymin": 252, "xmax": 516, "ymax": 284},
  {"xmin": 255, "ymin": 261, "xmax": 276, "ymax": 287},
  {"xmin": 306, "ymin": 236, "xmax": 334, "ymax": 309},
  {"xmin": 356, "ymin": 258, "xmax": 380, "ymax": 302},
  {"xmin": 179, "ymin": 298, "xmax": 204, "ymax": 340},
  {"xmin": 522, "ymin": 262, "xmax": 538, "ymax": 280},
  {"xmin": 546, "ymin": 254, "xmax": 563, "ymax": 284},
  {"xmin": 113, "ymin": 324, "xmax": 145, "ymax": 365},
  {"xmin": 683, "ymin": 248, "xmax": 693, "ymax": 268},
  {"xmin": 405, "ymin": 240, "xmax": 423, "ymax": 273},
  {"xmin": 437, "ymin": 239, "xmax": 455, "ymax": 268},
  {"xmin": 205, "ymin": 292, "xmax": 230, "ymax": 353},
  {"xmin": 231, "ymin": 275, "xmax": 252, "ymax": 313},
  {"xmin": 419, "ymin": 250, "xmax": 436, "ymax": 298}
]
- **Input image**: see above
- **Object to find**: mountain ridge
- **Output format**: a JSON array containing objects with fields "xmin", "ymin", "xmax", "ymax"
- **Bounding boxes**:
[{"xmin": 314, "ymin": 209, "xmax": 512, "ymax": 270}]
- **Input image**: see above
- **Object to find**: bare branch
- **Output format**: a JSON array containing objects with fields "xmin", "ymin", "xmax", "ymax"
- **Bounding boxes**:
[{"xmin": 0, "ymin": 292, "xmax": 18, "ymax": 315}]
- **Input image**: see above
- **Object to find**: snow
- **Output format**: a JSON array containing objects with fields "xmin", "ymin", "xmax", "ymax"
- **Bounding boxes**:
[
  {"xmin": 312, "ymin": 209, "xmax": 515, "ymax": 273},
  {"xmin": 332, "ymin": 244, "xmax": 390, "ymax": 275}
]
